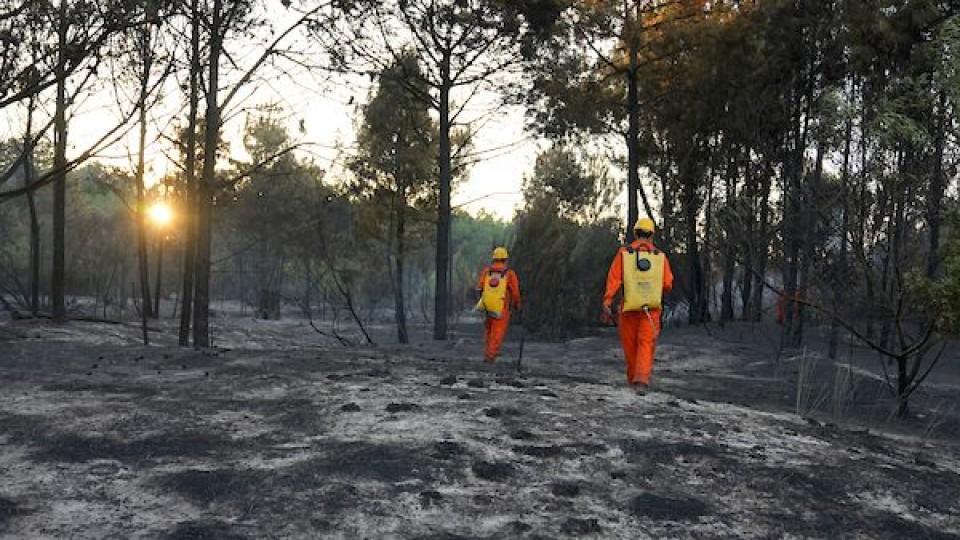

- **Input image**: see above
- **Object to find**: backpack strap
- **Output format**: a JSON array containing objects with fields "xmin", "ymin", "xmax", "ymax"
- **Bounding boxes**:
[{"xmin": 631, "ymin": 243, "xmax": 660, "ymax": 255}]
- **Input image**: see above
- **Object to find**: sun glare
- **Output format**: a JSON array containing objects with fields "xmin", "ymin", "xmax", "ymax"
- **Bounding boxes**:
[{"xmin": 147, "ymin": 202, "xmax": 173, "ymax": 227}]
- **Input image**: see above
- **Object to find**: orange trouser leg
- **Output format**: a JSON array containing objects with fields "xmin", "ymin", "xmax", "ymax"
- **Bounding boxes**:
[
  {"xmin": 618, "ymin": 310, "xmax": 660, "ymax": 384},
  {"xmin": 618, "ymin": 312, "xmax": 641, "ymax": 382},
  {"xmin": 485, "ymin": 313, "xmax": 511, "ymax": 360}
]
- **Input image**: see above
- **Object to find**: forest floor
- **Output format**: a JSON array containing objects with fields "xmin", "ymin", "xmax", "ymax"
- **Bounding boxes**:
[{"xmin": 0, "ymin": 310, "xmax": 959, "ymax": 539}]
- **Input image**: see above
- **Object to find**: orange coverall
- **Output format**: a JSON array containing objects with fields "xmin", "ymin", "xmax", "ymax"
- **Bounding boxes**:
[
  {"xmin": 476, "ymin": 262, "xmax": 521, "ymax": 362},
  {"xmin": 603, "ymin": 239, "xmax": 674, "ymax": 385}
]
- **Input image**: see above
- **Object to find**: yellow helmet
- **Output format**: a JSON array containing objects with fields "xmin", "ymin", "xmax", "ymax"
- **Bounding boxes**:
[
  {"xmin": 492, "ymin": 246, "xmax": 509, "ymax": 260},
  {"xmin": 634, "ymin": 217, "xmax": 656, "ymax": 233}
]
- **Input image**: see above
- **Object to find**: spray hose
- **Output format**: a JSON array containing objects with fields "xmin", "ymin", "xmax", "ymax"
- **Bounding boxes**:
[{"xmin": 643, "ymin": 306, "xmax": 660, "ymax": 339}]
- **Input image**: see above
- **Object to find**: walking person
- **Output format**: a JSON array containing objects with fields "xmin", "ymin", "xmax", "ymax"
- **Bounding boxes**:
[
  {"xmin": 602, "ymin": 218, "xmax": 674, "ymax": 387},
  {"xmin": 476, "ymin": 247, "xmax": 521, "ymax": 363}
]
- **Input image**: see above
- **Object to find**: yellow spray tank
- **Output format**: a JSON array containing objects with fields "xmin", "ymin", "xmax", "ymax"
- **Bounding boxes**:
[
  {"xmin": 477, "ymin": 269, "xmax": 509, "ymax": 319},
  {"xmin": 622, "ymin": 246, "xmax": 665, "ymax": 311}
]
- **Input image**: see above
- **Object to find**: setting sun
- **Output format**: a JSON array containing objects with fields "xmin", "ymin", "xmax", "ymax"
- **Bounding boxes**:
[{"xmin": 147, "ymin": 202, "xmax": 173, "ymax": 227}]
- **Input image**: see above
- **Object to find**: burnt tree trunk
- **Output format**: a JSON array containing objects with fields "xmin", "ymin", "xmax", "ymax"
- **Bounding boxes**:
[
  {"xmin": 51, "ymin": 0, "xmax": 68, "ymax": 322},
  {"xmin": 829, "ymin": 114, "xmax": 853, "ymax": 359},
  {"xmin": 750, "ymin": 163, "xmax": 772, "ymax": 322},
  {"xmin": 394, "ymin": 186, "xmax": 409, "ymax": 344},
  {"xmin": 178, "ymin": 0, "xmax": 201, "ymax": 346},
  {"xmin": 433, "ymin": 49, "xmax": 452, "ymax": 341},
  {"xmin": 25, "ymin": 92, "xmax": 41, "ymax": 316},
  {"xmin": 193, "ymin": 0, "xmax": 223, "ymax": 347}
]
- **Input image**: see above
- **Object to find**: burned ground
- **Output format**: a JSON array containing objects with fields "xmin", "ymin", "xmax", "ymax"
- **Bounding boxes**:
[{"xmin": 0, "ymin": 316, "xmax": 958, "ymax": 539}]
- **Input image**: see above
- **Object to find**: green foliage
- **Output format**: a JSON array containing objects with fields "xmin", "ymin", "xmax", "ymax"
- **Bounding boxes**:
[
  {"xmin": 451, "ymin": 210, "xmax": 514, "ymax": 311},
  {"xmin": 512, "ymin": 145, "xmax": 619, "ymax": 337},
  {"xmin": 351, "ymin": 50, "xmax": 436, "ymax": 197},
  {"xmin": 219, "ymin": 110, "xmax": 334, "ymax": 316},
  {"xmin": 64, "ymin": 167, "xmax": 137, "ymax": 296},
  {"xmin": 512, "ymin": 202, "xmax": 619, "ymax": 337},
  {"xmin": 0, "ymin": 156, "xmax": 139, "ymax": 307},
  {"xmin": 226, "ymin": 112, "xmax": 330, "ymax": 259},
  {"xmin": 349, "ymin": 50, "xmax": 438, "ymax": 243},
  {"xmin": 523, "ymin": 145, "xmax": 615, "ymax": 221},
  {"xmin": 910, "ymin": 213, "xmax": 960, "ymax": 336}
]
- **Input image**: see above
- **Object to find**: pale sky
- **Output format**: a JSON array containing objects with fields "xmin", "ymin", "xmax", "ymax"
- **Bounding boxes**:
[
  {"xmin": 22, "ymin": 48, "xmax": 539, "ymax": 222},
  {"xmin": 1, "ymin": 67, "xmax": 630, "ymax": 225},
  {"xmin": 216, "ymin": 6, "xmax": 540, "ymax": 222},
  {"xmin": 286, "ymin": 80, "xmax": 537, "ymax": 221},
  {"xmin": 0, "ymin": 4, "xmax": 635, "ymax": 224}
]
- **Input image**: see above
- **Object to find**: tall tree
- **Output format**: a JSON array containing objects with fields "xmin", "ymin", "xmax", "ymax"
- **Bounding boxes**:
[
  {"xmin": 191, "ymin": 0, "xmax": 227, "ymax": 347},
  {"xmin": 179, "ymin": 0, "xmax": 202, "ymax": 345},
  {"xmin": 327, "ymin": 0, "xmax": 537, "ymax": 339},
  {"xmin": 0, "ymin": 1, "xmax": 144, "ymax": 204},
  {"xmin": 184, "ymin": 0, "xmax": 320, "ymax": 347},
  {"xmin": 0, "ymin": 0, "xmax": 149, "ymax": 322},
  {"xmin": 113, "ymin": 0, "xmax": 177, "ymax": 338},
  {"xmin": 222, "ymin": 109, "xmax": 328, "ymax": 320},
  {"xmin": 522, "ymin": 1, "xmax": 710, "ymax": 236},
  {"xmin": 513, "ymin": 145, "xmax": 618, "ymax": 336},
  {"xmin": 350, "ymin": 51, "xmax": 437, "ymax": 344},
  {"xmin": 52, "ymin": 0, "xmax": 69, "ymax": 322}
]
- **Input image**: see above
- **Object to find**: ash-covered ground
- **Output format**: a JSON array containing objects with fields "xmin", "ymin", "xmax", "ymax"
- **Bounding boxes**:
[{"xmin": 0, "ymin": 314, "xmax": 958, "ymax": 539}]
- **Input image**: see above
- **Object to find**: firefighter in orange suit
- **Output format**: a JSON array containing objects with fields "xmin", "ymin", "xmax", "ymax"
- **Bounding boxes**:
[
  {"xmin": 475, "ymin": 247, "xmax": 521, "ymax": 362},
  {"xmin": 603, "ymin": 218, "xmax": 674, "ymax": 387}
]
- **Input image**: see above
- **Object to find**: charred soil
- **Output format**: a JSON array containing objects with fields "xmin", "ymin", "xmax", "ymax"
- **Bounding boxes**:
[{"xmin": 0, "ymin": 316, "xmax": 958, "ymax": 539}]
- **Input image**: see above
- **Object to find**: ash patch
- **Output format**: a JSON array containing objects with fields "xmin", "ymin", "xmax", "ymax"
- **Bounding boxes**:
[
  {"xmin": 271, "ymin": 398, "xmax": 325, "ymax": 431},
  {"xmin": 570, "ymin": 442, "xmax": 608, "ymax": 455},
  {"xmin": 619, "ymin": 439, "xmax": 723, "ymax": 464},
  {"xmin": 873, "ymin": 461, "xmax": 960, "ymax": 514},
  {"xmin": 746, "ymin": 463, "xmax": 960, "ymax": 536},
  {"xmin": 629, "ymin": 492, "xmax": 709, "ymax": 521},
  {"xmin": 288, "ymin": 440, "xmax": 447, "ymax": 484},
  {"xmin": 385, "ymin": 402, "xmax": 422, "ymax": 413},
  {"xmin": 509, "ymin": 429, "xmax": 537, "ymax": 440},
  {"xmin": 42, "ymin": 381, "xmax": 160, "ymax": 398},
  {"xmin": 551, "ymin": 481, "xmax": 582, "ymax": 498},
  {"xmin": 0, "ymin": 495, "xmax": 27, "ymax": 530},
  {"xmin": 494, "ymin": 376, "xmax": 526, "ymax": 388},
  {"xmin": 471, "ymin": 461, "xmax": 514, "ymax": 482},
  {"xmin": 34, "ymin": 431, "xmax": 234, "ymax": 463},
  {"xmin": 869, "ymin": 515, "xmax": 960, "ymax": 540},
  {"xmin": 744, "ymin": 465, "xmax": 850, "ymax": 511},
  {"xmin": 560, "ymin": 517, "xmax": 602, "ymax": 535},
  {"xmin": 513, "ymin": 444, "xmax": 567, "ymax": 459},
  {"xmin": 504, "ymin": 521, "xmax": 533, "ymax": 535},
  {"xmin": 365, "ymin": 367, "xmax": 391, "ymax": 378},
  {"xmin": 0, "ymin": 412, "xmax": 49, "ymax": 444},
  {"xmin": 159, "ymin": 468, "xmax": 265, "ymax": 506},
  {"xmin": 419, "ymin": 490, "xmax": 443, "ymax": 508},
  {"xmin": 432, "ymin": 440, "xmax": 468, "ymax": 460},
  {"xmin": 162, "ymin": 520, "xmax": 250, "ymax": 540},
  {"xmin": 417, "ymin": 533, "xmax": 483, "ymax": 540},
  {"xmin": 158, "ymin": 465, "xmax": 369, "ymax": 522}
]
